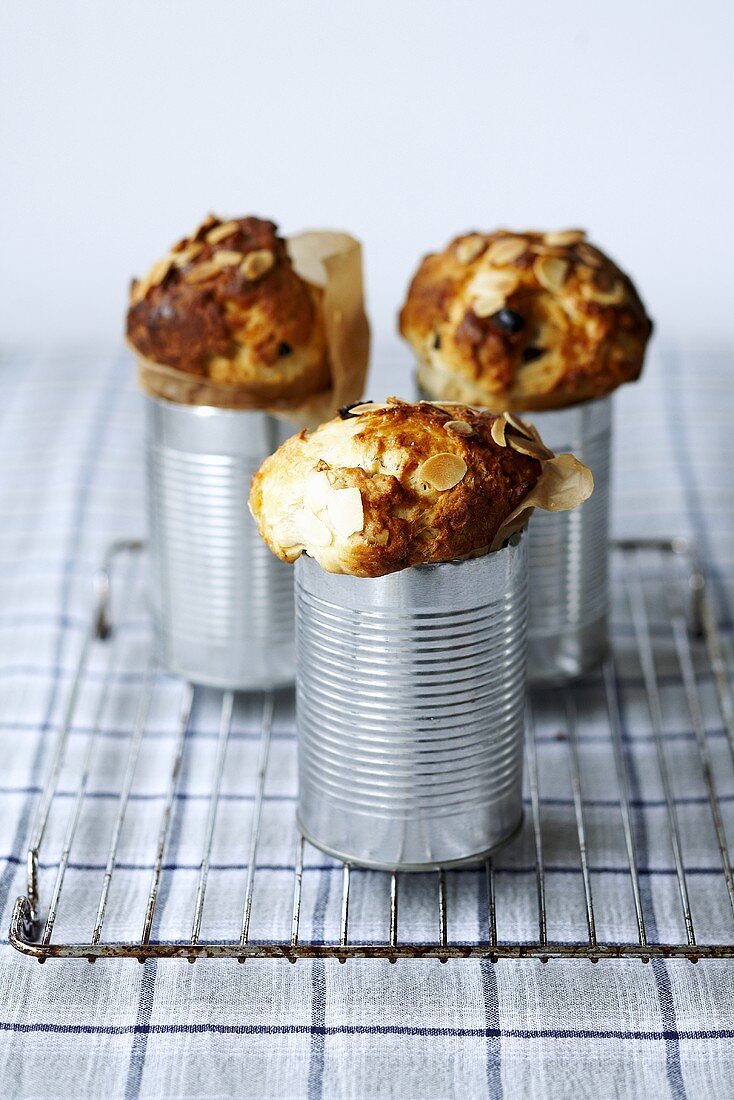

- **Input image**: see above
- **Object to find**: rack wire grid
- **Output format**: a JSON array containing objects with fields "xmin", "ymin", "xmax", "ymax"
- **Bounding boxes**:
[{"xmin": 8, "ymin": 537, "xmax": 734, "ymax": 964}]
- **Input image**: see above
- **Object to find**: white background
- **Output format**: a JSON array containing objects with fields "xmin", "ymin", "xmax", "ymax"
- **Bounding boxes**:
[{"xmin": 2, "ymin": 0, "xmax": 733, "ymax": 383}]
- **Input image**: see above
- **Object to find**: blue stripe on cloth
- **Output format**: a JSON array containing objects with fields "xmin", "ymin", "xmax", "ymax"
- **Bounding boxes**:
[
  {"xmin": 124, "ymin": 692, "xmax": 196, "ymax": 1099},
  {"xmin": 0, "ymin": 853, "xmax": 729, "ymax": 877},
  {"xmin": 0, "ymin": 1020, "xmax": 731, "ymax": 1041},
  {"xmin": 615, "ymin": 633, "xmax": 687, "ymax": 1100},
  {"xmin": 0, "ymin": 352, "xmax": 122, "ymax": 927},
  {"xmin": 477, "ymin": 878, "xmax": 502, "ymax": 1099},
  {"xmin": 5, "ymin": 661, "xmax": 725, "ymax": 696},
  {"xmin": 5, "ymin": 717, "xmax": 733, "ymax": 748},
  {"xmin": 307, "ymin": 867, "xmax": 332, "ymax": 1100}
]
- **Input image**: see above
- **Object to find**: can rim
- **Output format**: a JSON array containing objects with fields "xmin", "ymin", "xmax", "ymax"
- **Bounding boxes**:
[
  {"xmin": 296, "ymin": 528, "xmax": 525, "ymax": 579},
  {"xmin": 145, "ymin": 392, "xmax": 270, "ymax": 420}
]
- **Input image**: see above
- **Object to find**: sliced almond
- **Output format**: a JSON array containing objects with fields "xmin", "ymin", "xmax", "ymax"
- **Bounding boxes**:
[
  {"xmin": 170, "ymin": 243, "xmax": 204, "ymax": 268},
  {"xmin": 576, "ymin": 243, "xmax": 603, "ymax": 268},
  {"xmin": 473, "ymin": 294, "xmax": 506, "ymax": 319},
  {"xmin": 305, "ymin": 471, "xmax": 331, "ymax": 512},
  {"xmin": 295, "ymin": 508, "xmax": 333, "ymax": 547},
  {"xmin": 193, "ymin": 214, "xmax": 218, "ymax": 238},
  {"xmin": 327, "ymin": 487, "xmax": 364, "ymax": 537},
  {"xmin": 508, "ymin": 435, "xmax": 554, "ymax": 461},
  {"xmin": 543, "ymin": 229, "xmax": 586, "ymax": 247},
  {"xmin": 185, "ymin": 261, "xmax": 221, "ymax": 284},
  {"xmin": 240, "ymin": 249, "xmax": 275, "ymax": 281},
  {"xmin": 418, "ymin": 452, "xmax": 467, "ymax": 491},
  {"xmin": 130, "ymin": 278, "xmax": 147, "ymax": 306},
  {"xmin": 469, "ymin": 268, "xmax": 518, "ymax": 299},
  {"xmin": 148, "ymin": 256, "xmax": 172, "ymax": 288},
  {"xmin": 455, "ymin": 234, "xmax": 486, "ymax": 264},
  {"xmin": 503, "ymin": 411, "xmax": 535, "ymax": 439},
  {"xmin": 348, "ymin": 402, "xmax": 390, "ymax": 415},
  {"xmin": 491, "ymin": 416, "xmax": 507, "ymax": 447},
  {"xmin": 588, "ymin": 279, "xmax": 625, "ymax": 306},
  {"xmin": 212, "ymin": 249, "xmax": 244, "ymax": 268},
  {"xmin": 485, "ymin": 236, "xmax": 527, "ymax": 265},
  {"xmin": 206, "ymin": 220, "xmax": 239, "ymax": 245},
  {"xmin": 444, "ymin": 419, "xmax": 473, "ymax": 437},
  {"xmin": 534, "ymin": 255, "xmax": 569, "ymax": 293}
]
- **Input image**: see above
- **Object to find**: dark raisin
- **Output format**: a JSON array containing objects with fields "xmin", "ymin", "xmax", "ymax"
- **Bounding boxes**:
[
  {"xmin": 339, "ymin": 401, "xmax": 371, "ymax": 420},
  {"xmin": 433, "ymin": 333, "xmax": 441, "ymax": 349},
  {"xmin": 522, "ymin": 346, "xmax": 545, "ymax": 364},
  {"xmin": 490, "ymin": 308, "xmax": 525, "ymax": 334},
  {"xmin": 277, "ymin": 341, "xmax": 292, "ymax": 357}
]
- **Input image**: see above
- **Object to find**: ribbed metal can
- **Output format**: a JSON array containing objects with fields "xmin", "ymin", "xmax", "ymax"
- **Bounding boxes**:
[
  {"xmin": 526, "ymin": 395, "xmax": 612, "ymax": 683},
  {"xmin": 145, "ymin": 395, "xmax": 295, "ymax": 690},
  {"xmin": 294, "ymin": 535, "xmax": 528, "ymax": 870}
]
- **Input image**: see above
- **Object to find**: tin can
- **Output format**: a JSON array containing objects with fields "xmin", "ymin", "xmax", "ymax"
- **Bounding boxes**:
[
  {"xmin": 145, "ymin": 395, "xmax": 295, "ymax": 690},
  {"xmin": 294, "ymin": 535, "xmax": 528, "ymax": 870},
  {"xmin": 525, "ymin": 396, "xmax": 612, "ymax": 683}
]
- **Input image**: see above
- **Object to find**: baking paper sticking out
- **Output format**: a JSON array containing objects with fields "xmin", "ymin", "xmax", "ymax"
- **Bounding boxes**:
[{"xmin": 490, "ymin": 452, "xmax": 594, "ymax": 551}]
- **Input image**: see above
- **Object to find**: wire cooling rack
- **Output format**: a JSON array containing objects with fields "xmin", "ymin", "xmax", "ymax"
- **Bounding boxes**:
[{"xmin": 9, "ymin": 538, "xmax": 734, "ymax": 963}]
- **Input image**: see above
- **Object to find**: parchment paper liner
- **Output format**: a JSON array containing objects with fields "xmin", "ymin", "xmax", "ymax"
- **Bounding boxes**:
[
  {"xmin": 489, "ymin": 452, "xmax": 594, "ymax": 552},
  {"xmin": 134, "ymin": 230, "xmax": 369, "ymax": 427}
]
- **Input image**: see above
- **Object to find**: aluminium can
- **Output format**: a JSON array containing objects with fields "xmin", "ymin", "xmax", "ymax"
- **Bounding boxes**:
[
  {"xmin": 145, "ymin": 395, "xmax": 295, "ymax": 690},
  {"xmin": 525, "ymin": 395, "xmax": 612, "ymax": 683},
  {"xmin": 294, "ymin": 535, "xmax": 528, "ymax": 870}
]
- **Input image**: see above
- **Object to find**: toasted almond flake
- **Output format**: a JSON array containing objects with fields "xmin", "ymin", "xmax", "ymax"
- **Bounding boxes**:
[
  {"xmin": 295, "ymin": 508, "xmax": 333, "ymax": 547},
  {"xmin": 589, "ymin": 279, "xmax": 625, "ymax": 306},
  {"xmin": 503, "ymin": 411, "xmax": 534, "ymax": 439},
  {"xmin": 508, "ymin": 435, "xmax": 554, "ymax": 461},
  {"xmin": 170, "ymin": 243, "xmax": 204, "ymax": 268},
  {"xmin": 468, "ymin": 269, "xmax": 519, "ymax": 299},
  {"xmin": 185, "ymin": 260, "xmax": 221, "ymax": 284},
  {"xmin": 473, "ymin": 294, "xmax": 507, "ymax": 319},
  {"xmin": 455, "ymin": 234, "xmax": 486, "ymax": 264},
  {"xmin": 212, "ymin": 249, "xmax": 244, "ymax": 267},
  {"xmin": 544, "ymin": 229, "xmax": 586, "ymax": 247},
  {"xmin": 534, "ymin": 255, "xmax": 569, "ymax": 293},
  {"xmin": 576, "ymin": 243, "xmax": 603, "ymax": 268},
  {"xmin": 418, "ymin": 452, "xmax": 467, "ymax": 491},
  {"xmin": 206, "ymin": 220, "xmax": 239, "ymax": 245},
  {"xmin": 305, "ymin": 471, "xmax": 331, "ymax": 512},
  {"xmin": 130, "ymin": 278, "xmax": 147, "ymax": 306},
  {"xmin": 491, "ymin": 416, "xmax": 507, "ymax": 447},
  {"xmin": 444, "ymin": 419, "xmax": 473, "ymax": 436},
  {"xmin": 327, "ymin": 487, "xmax": 364, "ymax": 537},
  {"xmin": 193, "ymin": 214, "xmax": 218, "ymax": 238},
  {"xmin": 240, "ymin": 248, "xmax": 275, "ymax": 281},
  {"xmin": 485, "ymin": 236, "xmax": 527, "ymax": 265},
  {"xmin": 348, "ymin": 401, "xmax": 390, "ymax": 415},
  {"xmin": 148, "ymin": 256, "xmax": 172, "ymax": 288}
]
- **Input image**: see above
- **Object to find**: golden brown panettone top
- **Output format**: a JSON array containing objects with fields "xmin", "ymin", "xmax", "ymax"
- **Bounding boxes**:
[
  {"xmin": 399, "ymin": 229, "xmax": 653, "ymax": 411},
  {"xmin": 249, "ymin": 398, "xmax": 546, "ymax": 578},
  {"xmin": 126, "ymin": 215, "xmax": 330, "ymax": 405}
]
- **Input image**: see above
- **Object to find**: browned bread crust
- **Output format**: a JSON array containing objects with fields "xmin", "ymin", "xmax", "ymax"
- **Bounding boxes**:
[
  {"xmin": 126, "ymin": 216, "xmax": 330, "ymax": 404},
  {"xmin": 249, "ymin": 398, "xmax": 543, "ymax": 578},
  {"xmin": 399, "ymin": 229, "xmax": 653, "ymax": 411}
]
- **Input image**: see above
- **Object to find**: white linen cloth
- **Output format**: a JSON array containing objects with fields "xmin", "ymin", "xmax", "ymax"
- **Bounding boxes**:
[{"xmin": 0, "ymin": 346, "xmax": 732, "ymax": 1100}]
